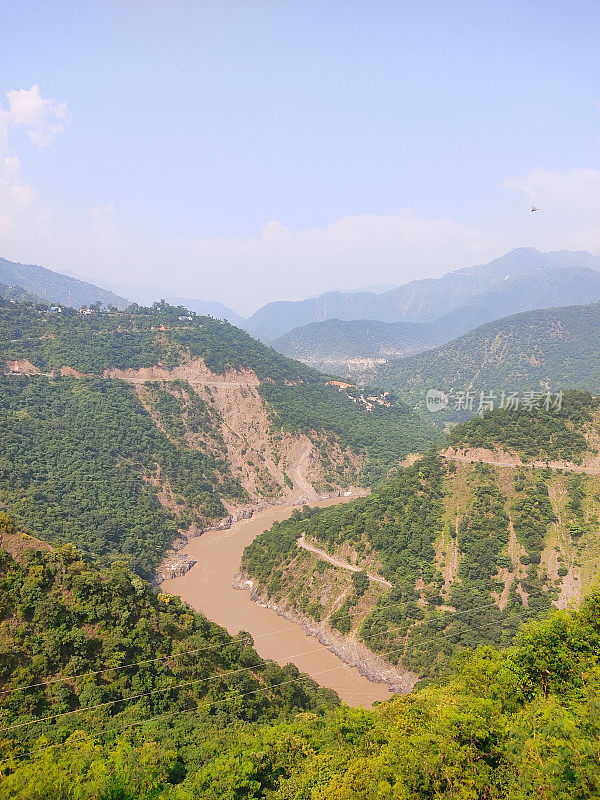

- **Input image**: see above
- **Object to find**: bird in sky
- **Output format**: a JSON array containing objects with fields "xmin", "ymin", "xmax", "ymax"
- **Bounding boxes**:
[{"xmin": 531, "ymin": 205, "xmax": 539, "ymax": 212}]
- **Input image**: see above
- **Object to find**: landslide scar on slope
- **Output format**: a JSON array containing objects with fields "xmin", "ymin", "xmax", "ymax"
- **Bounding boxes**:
[{"xmin": 105, "ymin": 357, "xmax": 335, "ymax": 504}]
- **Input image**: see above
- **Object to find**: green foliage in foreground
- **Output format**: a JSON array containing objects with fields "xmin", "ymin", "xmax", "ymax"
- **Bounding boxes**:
[
  {"xmin": 0, "ymin": 375, "xmax": 244, "ymax": 576},
  {"xmin": 258, "ymin": 383, "xmax": 443, "ymax": 484},
  {"xmin": 448, "ymin": 389, "xmax": 597, "ymax": 462},
  {"xmin": 0, "ymin": 519, "xmax": 338, "ymax": 783},
  {"xmin": 2, "ymin": 545, "xmax": 599, "ymax": 800}
]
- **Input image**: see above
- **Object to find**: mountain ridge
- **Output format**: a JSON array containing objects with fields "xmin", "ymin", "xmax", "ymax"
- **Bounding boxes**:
[
  {"xmin": 244, "ymin": 247, "xmax": 600, "ymax": 341},
  {"xmin": 0, "ymin": 256, "xmax": 129, "ymax": 309},
  {"xmin": 375, "ymin": 300, "xmax": 600, "ymax": 418}
]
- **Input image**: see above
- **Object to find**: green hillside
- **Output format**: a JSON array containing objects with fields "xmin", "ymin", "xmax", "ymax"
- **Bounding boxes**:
[
  {"xmin": 0, "ymin": 515, "xmax": 338, "ymax": 796},
  {"xmin": 2, "ymin": 515, "xmax": 598, "ymax": 799},
  {"xmin": 242, "ymin": 397, "xmax": 600, "ymax": 681},
  {"xmin": 0, "ymin": 284, "xmax": 43, "ymax": 305},
  {"xmin": 447, "ymin": 389, "xmax": 598, "ymax": 462},
  {"xmin": 270, "ymin": 307, "xmax": 490, "ymax": 378},
  {"xmin": 0, "ymin": 301, "xmax": 315, "ymax": 380},
  {"xmin": 0, "ymin": 303, "xmax": 439, "ymax": 574},
  {"xmin": 376, "ymin": 301, "xmax": 600, "ymax": 418},
  {"xmin": 0, "ymin": 375, "xmax": 244, "ymax": 577}
]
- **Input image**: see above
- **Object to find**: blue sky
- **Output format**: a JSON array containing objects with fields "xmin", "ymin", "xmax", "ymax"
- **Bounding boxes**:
[{"xmin": 1, "ymin": 0, "xmax": 599, "ymax": 314}]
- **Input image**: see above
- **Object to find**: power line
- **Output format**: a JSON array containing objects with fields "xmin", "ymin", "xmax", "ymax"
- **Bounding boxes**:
[
  {"xmin": 8, "ymin": 605, "xmax": 551, "ymax": 768},
  {"xmin": 0, "ymin": 593, "xmax": 534, "ymax": 696},
  {"xmin": 0, "ymin": 642, "xmax": 337, "ymax": 734},
  {"xmin": 0, "ymin": 603, "xmax": 546, "ymax": 736}
]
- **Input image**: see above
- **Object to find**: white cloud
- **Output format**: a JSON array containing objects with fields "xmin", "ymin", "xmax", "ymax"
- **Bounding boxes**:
[
  {"xmin": 504, "ymin": 167, "xmax": 600, "ymax": 212},
  {"xmin": 0, "ymin": 85, "xmax": 69, "ymax": 149},
  {"xmin": 0, "ymin": 83, "xmax": 598, "ymax": 316},
  {"xmin": 9, "ymin": 182, "xmax": 35, "ymax": 205},
  {"xmin": 0, "ymin": 86, "xmax": 68, "ymax": 246},
  {"xmin": 169, "ymin": 209, "xmax": 497, "ymax": 312}
]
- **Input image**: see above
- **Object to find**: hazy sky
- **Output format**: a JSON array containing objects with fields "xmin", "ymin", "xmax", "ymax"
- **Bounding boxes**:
[{"xmin": 1, "ymin": 0, "xmax": 599, "ymax": 315}]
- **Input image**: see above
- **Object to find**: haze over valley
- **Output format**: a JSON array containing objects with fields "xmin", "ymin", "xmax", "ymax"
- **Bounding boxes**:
[{"xmin": 1, "ymin": 2, "xmax": 600, "ymax": 797}]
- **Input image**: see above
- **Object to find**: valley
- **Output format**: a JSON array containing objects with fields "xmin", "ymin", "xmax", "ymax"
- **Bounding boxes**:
[
  {"xmin": 160, "ymin": 496, "xmax": 408, "ymax": 707},
  {"xmin": 3, "ymin": 8, "xmax": 600, "ymax": 794},
  {"xmin": 2, "ymin": 279, "xmax": 600, "ymax": 798},
  {"xmin": 0, "ymin": 302, "xmax": 438, "ymax": 576},
  {"xmin": 0, "ymin": 294, "xmax": 599, "ymax": 798}
]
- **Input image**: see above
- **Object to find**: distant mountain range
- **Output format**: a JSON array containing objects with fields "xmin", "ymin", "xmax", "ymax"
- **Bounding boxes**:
[
  {"xmin": 272, "ymin": 305, "xmax": 491, "ymax": 378},
  {"xmin": 375, "ymin": 301, "xmax": 600, "ymax": 418},
  {"xmin": 0, "ymin": 257, "xmax": 129, "ymax": 309},
  {"xmin": 246, "ymin": 248, "xmax": 600, "ymax": 341},
  {"xmin": 0, "ymin": 281, "xmax": 44, "ymax": 305},
  {"xmin": 0, "ymin": 258, "xmax": 246, "ymax": 323},
  {"xmin": 90, "ymin": 280, "xmax": 245, "ymax": 325}
]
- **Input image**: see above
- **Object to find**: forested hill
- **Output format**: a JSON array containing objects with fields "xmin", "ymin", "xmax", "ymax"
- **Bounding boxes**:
[
  {"xmin": 242, "ymin": 394, "xmax": 600, "ymax": 683},
  {"xmin": 271, "ymin": 305, "xmax": 491, "ymax": 379},
  {"xmin": 0, "ymin": 513, "xmax": 339, "ymax": 795},
  {"xmin": 0, "ymin": 282, "xmax": 44, "ymax": 305},
  {"xmin": 447, "ymin": 388, "xmax": 600, "ymax": 464},
  {"xmin": 0, "ymin": 299, "xmax": 316, "ymax": 379},
  {"xmin": 2, "ymin": 513, "xmax": 598, "ymax": 797},
  {"xmin": 0, "ymin": 302, "xmax": 439, "ymax": 575},
  {"xmin": 376, "ymin": 301, "xmax": 600, "ymax": 417},
  {"xmin": 0, "ymin": 256, "xmax": 128, "ymax": 309}
]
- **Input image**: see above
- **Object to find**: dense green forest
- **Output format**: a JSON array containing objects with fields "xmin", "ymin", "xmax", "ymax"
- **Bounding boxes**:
[
  {"xmin": 448, "ymin": 389, "xmax": 598, "ymax": 462},
  {"xmin": 1, "ymin": 513, "xmax": 598, "ymax": 799},
  {"xmin": 242, "ymin": 436, "xmax": 600, "ymax": 679},
  {"xmin": 0, "ymin": 514, "xmax": 339, "ymax": 797},
  {"xmin": 0, "ymin": 375, "xmax": 245, "ymax": 577},
  {"xmin": 376, "ymin": 301, "xmax": 600, "ymax": 419},
  {"xmin": 0, "ymin": 302, "xmax": 317, "ymax": 381}
]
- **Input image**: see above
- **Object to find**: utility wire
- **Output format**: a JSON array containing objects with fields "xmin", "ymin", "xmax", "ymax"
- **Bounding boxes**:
[
  {"xmin": 0, "ymin": 591, "xmax": 538, "ymax": 697},
  {"xmin": 0, "ymin": 602, "xmax": 546, "ymax": 736}
]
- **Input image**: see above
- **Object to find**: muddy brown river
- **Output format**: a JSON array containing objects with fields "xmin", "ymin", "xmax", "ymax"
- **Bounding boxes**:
[{"xmin": 160, "ymin": 498, "xmax": 392, "ymax": 707}]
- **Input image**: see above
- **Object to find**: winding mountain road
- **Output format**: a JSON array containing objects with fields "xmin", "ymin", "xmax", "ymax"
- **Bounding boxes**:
[
  {"xmin": 297, "ymin": 535, "xmax": 392, "ymax": 588},
  {"xmin": 444, "ymin": 451, "xmax": 600, "ymax": 476}
]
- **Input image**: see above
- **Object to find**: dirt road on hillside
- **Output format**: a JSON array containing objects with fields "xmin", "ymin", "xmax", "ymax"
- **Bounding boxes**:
[
  {"xmin": 297, "ymin": 535, "xmax": 392, "ymax": 587},
  {"xmin": 444, "ymin": 450, "xmax": 600, "ymax": 476}
]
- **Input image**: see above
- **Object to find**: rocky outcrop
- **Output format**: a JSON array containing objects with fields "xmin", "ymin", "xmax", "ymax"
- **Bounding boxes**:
[
  {"xmin": 4, "ymin": 359, "xmax": 40, "ymax": 375},
  {"xmin": 157, "ymin": 552, "xmax": 197, "ymax": 581}
]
